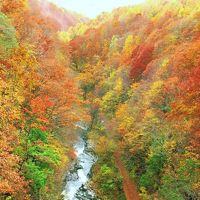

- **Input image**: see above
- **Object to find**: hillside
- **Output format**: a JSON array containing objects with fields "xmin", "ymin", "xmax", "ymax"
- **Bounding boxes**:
[
  {"xmin": 65, "ymin": 0, "xmax": 200, "ymax": 199},
  {"xmin": 0, "ymin": 0, "xmax": 86, "ymax": 199},
  {"xmin": 0, "ymin": 0, "xmax": 200, "ymax": 200}
]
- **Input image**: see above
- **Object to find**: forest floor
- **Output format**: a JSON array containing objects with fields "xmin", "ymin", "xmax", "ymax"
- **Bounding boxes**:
[{"xmin": 114, "ymin": 149, "xmax": 140, "ymax": 200}]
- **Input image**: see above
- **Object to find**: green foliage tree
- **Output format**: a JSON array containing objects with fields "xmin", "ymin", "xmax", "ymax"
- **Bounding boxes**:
[
  {"xmin": 93, "ymin": 164, "xmax": 122, "ymax": 199},
  {"xmin": 139, "ymin": 152, "xmax": 166, "ymax": 192},
  {"xmin": 22, "ymin": 128, "xmax": 60, "ymax": 199},
  {"xmin": 0, "ymin": 12, "xmax": 18, "ymax": 58}
]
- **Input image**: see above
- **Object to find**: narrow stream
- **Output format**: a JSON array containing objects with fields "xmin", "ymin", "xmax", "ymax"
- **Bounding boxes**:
[{"xmin": 62, "ymin": 132, "xmax": 99, "ymax": 200}]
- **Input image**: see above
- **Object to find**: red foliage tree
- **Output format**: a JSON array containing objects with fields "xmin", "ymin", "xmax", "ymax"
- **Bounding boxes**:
[{"xmin": 130, "ymin": 44, "xmax": 154, "ymax": 80}]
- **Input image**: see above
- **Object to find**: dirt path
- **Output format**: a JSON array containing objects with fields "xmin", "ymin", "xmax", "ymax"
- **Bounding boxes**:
[{"xmin": 114, "ymin": 150, "xmax": 140, "ymax": 200}]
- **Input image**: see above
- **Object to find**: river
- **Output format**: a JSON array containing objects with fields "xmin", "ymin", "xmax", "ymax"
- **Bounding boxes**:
[{"xmin": 62, "ymin": 131, "xmax": 99, "ymax": 200}]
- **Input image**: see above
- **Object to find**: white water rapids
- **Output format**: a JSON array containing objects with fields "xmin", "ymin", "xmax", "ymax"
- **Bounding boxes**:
[{"xmin": 62, "ymin": 125, "xmax": 99, "ymax": 200}]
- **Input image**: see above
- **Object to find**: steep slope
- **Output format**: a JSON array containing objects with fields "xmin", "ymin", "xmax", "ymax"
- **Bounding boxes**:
[
  {"xmin": 66, "ymin": 0, "xmax": 200, "ymax": 199},
  {"xmin": 0, "ymin": 0, "xmax": 200, "ymax": 200},
  {"xmin": 0, "ymin": 0, "xmax": 87, "ymax": 200}
]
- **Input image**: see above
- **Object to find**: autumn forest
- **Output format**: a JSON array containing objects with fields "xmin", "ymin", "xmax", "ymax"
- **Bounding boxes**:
[{"xmin": 0, "ymin": 0, "xmax": 199, "ymax": 200}]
